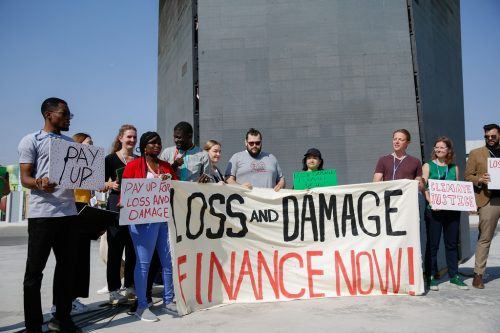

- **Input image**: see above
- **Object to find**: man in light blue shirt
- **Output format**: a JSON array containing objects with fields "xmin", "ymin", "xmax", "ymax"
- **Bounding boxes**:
[
  {"xmin": 160, "ymin": 121, "xmax": 210, "ymax": 182},
  {"xmin": 18, "ymin": 97, "xmax": 81, "ymax": 333}
]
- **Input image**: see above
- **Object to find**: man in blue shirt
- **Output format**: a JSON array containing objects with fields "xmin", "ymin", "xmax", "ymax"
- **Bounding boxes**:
[{"xmin": 18, "ymin": 97, "xmax": 81, "ymax": 333}]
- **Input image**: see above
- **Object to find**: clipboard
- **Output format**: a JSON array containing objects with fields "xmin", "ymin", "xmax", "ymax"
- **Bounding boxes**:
[
  {"xmin": 116, "ymin": 167, "xmax": 125, "ymax": 185},
  {"xmin": 77, "ymin": 205, "xmax": 118, "ymax": 240}
]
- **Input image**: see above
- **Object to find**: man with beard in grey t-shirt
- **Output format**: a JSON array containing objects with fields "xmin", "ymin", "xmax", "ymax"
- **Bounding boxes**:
[{"xmin": 225, "ymin": 128, "xmax": 285, "ymax": 191}]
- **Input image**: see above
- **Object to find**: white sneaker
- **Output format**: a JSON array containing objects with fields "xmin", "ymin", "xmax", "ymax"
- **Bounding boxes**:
[
  {"xmin": 71, "ymin": 299, "xmax": 88, "ymax": 314},
  {"xmin": 135, "ymin": 307, "xmax": 159, "ymax": 322},
  {"xmin": 109, "ymin": 290, "xmax": 128, "ymax": 305},
  {"xmin": 96, "ymin": 285, "xmax": 109, "ymax": 295}
]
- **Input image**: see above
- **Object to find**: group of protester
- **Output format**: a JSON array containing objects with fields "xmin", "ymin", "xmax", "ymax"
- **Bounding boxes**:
[{"xmin": 17, "ymin": 97, "xmax": 500, "ymax": 332}]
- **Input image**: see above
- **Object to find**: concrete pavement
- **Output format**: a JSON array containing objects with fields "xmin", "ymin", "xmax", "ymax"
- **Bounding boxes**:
[{"xmin": 1, "ymin": 218, "xmax": 499, "ymax": 333}]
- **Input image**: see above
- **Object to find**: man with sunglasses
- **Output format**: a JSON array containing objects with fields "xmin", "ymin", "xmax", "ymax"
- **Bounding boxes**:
[
  {"xmin": 225, "ymin": 128, "xmax": 285, "ymax": 191},
  {"xmin": 18, "ymin": 97, "xmax": 81, "ymax": 332},
  {"xmin": 465, "ymin": 123, "xmax": 500, "ymax": 289}
]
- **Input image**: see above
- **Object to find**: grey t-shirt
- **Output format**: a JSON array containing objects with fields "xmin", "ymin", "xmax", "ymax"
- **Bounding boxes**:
[
  {"xmin": 159, "ymin": 145, "xmax": 210, "ymax": 182},
  {"xmin": 18, "ymin": 130, "xmax": 77, "ymax": 218},
  {"xmin": 225, "ymin": 150, "xmax": 284, "ymax": 189}
]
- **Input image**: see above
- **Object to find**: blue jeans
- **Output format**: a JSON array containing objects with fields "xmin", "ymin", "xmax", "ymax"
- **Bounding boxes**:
[
  {"xmin": 129, "ymin": 222, "xmax": 174, "ymax": 309},
  {"xmin": 425, "ymin": 209, "xmax": 460, "ymax": 278}
]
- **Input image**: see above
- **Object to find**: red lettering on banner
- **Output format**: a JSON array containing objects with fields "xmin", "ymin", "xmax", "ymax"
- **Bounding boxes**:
[
  {"xmin": 208, "ymin": 251, "xmax": 236, "ymax": 301},
  {"xmin": 279, "ymin": 252, "xmax": 305, "ymax": 298},
  {"xmin": 385, "ymin": 248, "xmax": 402, "ymax": 293},
  {"xmin": 196, "ymin": 253, "xmax": 203, "ymax": 304},
  {"xmin": 368, "ymin": 248, "xmax": 404, "ymax": 294},
  {"xmin": 407, "ymin": 247, "xmax": 414, "ymax": 293},
  {"xmin": 234, "ymin": 250, "xmax": 259, "ymax": 300},
  {"xmin": 257, "ymin": 251, "xmax": 280, "ymax": 299},
  {"xmin": 335, "ymin": 250, "xmax": 357, "ymax": 296},
  {"xmin": 306, "ymin": 251, "xmax": 325, "ymax": 298},
  {"xmin": 177, "ymin": 255, "xmax": 187, "ymax": 306},
  {"xmin": 356, "ymin": 251, "xmax": 374, "ymax": 295}
]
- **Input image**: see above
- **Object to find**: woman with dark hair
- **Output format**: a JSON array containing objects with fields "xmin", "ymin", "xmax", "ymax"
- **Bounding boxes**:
[
  {"xmin": 423, "ymin": 136, "xmax": 468, "ymax": 291},
  {"xmin": 302, "ymin": 148, "xmax": 324, "ymax": 172},
  {"xmin": 104, "ymin": 124, "xmax": 138, "ymax": 304},
  {"xmin": 50, "ymin": 133, "xmax": 93, "ymax": 320},
  {"xmin": 123, "ymin": 132, "xmax": 178, "ymax": 322}
]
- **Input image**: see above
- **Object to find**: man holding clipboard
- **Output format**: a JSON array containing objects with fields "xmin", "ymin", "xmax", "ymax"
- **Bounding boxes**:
[{"xmin": 465, "ymin": 123, "xmax": 500, "ymax": 289}]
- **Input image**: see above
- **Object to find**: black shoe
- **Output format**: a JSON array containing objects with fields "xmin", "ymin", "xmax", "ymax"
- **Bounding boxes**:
[{"xmin": 59, "ymin": 319, "xmax": 82, "ymax": 333}]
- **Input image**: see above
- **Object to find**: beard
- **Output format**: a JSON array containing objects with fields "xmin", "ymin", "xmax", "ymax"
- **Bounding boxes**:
[
  {"xmin": 247, "ymin": 147, "xmax": 261, "ymax": 158},
  {"xmin": 487, "ymin": 139, "xmax": 500, "ymax": 148}
]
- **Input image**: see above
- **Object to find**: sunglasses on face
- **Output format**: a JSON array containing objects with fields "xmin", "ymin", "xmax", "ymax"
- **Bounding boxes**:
[
  {"xmin": 247, "ymin": 141, "xmax": 261, "ymax": 147},
  {"xmin": 484, "ymin": 135, "xmax": 498, "ymax": 140},
  {"xmin": 51, "ymin": 111, "xmax": 74, "ymax": 119}
]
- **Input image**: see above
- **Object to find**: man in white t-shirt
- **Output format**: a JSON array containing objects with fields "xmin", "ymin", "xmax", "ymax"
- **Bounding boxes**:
[
  {"xmin": 225, "ymin": 128, "xmax": 285, "ymax": 191},
  {"xmin": 18, "ymin": 97, "xmax": 81, "ymax": 333}
]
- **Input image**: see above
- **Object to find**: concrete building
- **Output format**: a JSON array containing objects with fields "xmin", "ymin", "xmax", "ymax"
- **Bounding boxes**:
[{"xmin": 157, "ymin": 0, "xmax": 465, "ymax": 186}]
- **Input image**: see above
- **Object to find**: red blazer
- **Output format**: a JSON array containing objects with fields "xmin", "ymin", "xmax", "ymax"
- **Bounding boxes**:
[{"xmin": 123, "ymin": 157, "xmax": 178, "ymax": 180}]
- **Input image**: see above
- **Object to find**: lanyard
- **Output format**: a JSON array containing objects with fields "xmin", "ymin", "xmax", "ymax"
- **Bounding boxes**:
[
  {"xmin": 146, "ymin": 161, "xmax": 161, "ymax": 177},
  {"xmin": 34, "ymin": 130, "xmax": 62, "ymax": 141},
  {"xmin": 392, "ymin": 155, "xmax": 406, "ymax": 180},
  {"xmin": 488, "ymin": 149, "xmax": 498, "ymax": 158},
  {"xmin": 436, "ymin": 164, "xmax": 449, "ymax": 180}
]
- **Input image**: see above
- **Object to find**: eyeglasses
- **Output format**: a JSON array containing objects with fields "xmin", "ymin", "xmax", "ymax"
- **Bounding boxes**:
[
  {"xmin": 51, "ymin": 111, "xmax": 74, "ymax": 119},
  {"xmin": 247, "ymin": 141, "xmax": 261, "ymax": 147},
  {"xmin": 484, "ymin": 135, "xmax": 498, "ymax": 140}
]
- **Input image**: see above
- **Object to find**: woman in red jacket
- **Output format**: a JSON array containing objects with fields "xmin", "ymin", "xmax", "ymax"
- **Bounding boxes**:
[{"xmin": 122, "ymin": 132, "xmax": 178, "ymax": 322}]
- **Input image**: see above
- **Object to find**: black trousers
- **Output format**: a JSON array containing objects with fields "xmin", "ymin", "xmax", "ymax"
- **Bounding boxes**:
[
  {"xmin": 52, "ymin": 203, "xmax": 91, "ymax": 303},
  {"xmin": 106, "ymin": 194, "xmax": 135, "ymax": 291},
  {"xmin": 24, "ymin": 216, "xmax": 78, "ymax": 332},
  {"xmin": 425, "ymin": 209, "xmax": 461, "ymax": 278}
]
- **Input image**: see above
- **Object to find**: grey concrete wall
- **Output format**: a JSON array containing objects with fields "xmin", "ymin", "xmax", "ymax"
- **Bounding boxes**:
[
  {"xmin": 157, "ymin": 0, "xmax": 465, "ymax": 188},
  {"xmin": 157, "ymin": 0, "xmax": 194, "ymax": 146},
  {"xmin": 410, "ymin": 0, "xmax": 466, "ymax": 171},
  {"xmin": 196, "ymin": 0, "xmax": 421, "ymax": 186}
]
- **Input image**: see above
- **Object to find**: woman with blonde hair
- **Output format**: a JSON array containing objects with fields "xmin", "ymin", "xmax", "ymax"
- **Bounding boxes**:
[
  {"xmin": 104, "ymin": 124, "xmax": 138, "ymax": 304},
  {"xmin": 203, "ymin": 139, "xmax": 225, "ymax": 183}
]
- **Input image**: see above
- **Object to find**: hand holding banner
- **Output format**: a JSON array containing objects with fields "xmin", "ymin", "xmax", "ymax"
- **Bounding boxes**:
[
  {"xmin": 119, "ymin": 178, "xmax": 172, "ymax": 225},
  {"xmin": 487, "ymin": 158, "xmax": 500, "ymax": 190},
  {"xmin": 427, "ymin": 179, "xmax": 477, "ymax": 211}
]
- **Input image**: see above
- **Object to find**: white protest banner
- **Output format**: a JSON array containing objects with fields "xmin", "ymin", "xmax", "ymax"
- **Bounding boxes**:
[
  {"xmin": 119, "ymin": 178, "xmax": 172, "ymax": 226},
  {"xmin": 487, "ymin": 158, "xmax": 500, "ymax": 190},
  {"xmin": 427, "ymin": 179, "xmax": 477, "ymax": 211},
  {"xmin": 168, "ymin": 179, "xmax": 424, "ymax": 316},
  {"xmin": 48, "ymin": 139, "xmax": 105, "ymax": 190}
]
